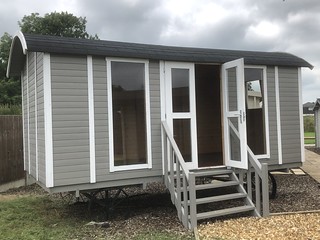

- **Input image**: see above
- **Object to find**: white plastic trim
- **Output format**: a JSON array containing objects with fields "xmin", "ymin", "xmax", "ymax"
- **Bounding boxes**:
[
  {"xmin": 6, "ymin": 31, "xmax": 28, "ymax": 77},
  {"xmin": 35, "ymin": 52, "xmax": 39, "ymax": 181},
  {"xmin": 27, "ymin": 53, "xmax": 31, "ymax": 173},
  {"xmin": 275, "ymin": 66, "xmax": 283, "ymax": 164},
  {"xmin": 298, "ymin": 68, "xmax": 305, "ymax": 162},
  {"xmin": 87, "ymin": 55, "xmax": 96, "ymax": 183},
  {"xmin": 21, "ymin": 71, "xmax": 26, "ymax": 171},
  {"xmin": 43, "ymin": 53, "xmax": 54, "ymax": 187}
]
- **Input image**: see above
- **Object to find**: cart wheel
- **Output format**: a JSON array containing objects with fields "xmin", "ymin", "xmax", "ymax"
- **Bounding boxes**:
[
  {"xmin": 247, "ymin": 172, "xmax": 277, "ymax": 199},
  {"xmin": 268, "ymin": 172, "xmax": 277, "ymax": 199}
]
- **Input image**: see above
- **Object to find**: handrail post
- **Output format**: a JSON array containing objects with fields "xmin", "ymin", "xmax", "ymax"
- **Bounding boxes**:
[
  {"xmin": 261, "ymin": 163, "xmax": 270, "ymax": 216},
  {"xmin": 189, "ymin": 173, "xmax": 197, "ymax": 229},
  {"xmin": 176, "ymin": 159, "xmax": 182, "ymax": 220},
  {"xmin": 162, "ymin": 128, "xmax": 168, "ymax": 188}
]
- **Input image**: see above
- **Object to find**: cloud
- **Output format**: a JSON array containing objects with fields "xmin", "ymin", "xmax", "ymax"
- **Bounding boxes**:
[{"xmin": 0, "ymin": 0, "xmax": 319, "ymax": 102}]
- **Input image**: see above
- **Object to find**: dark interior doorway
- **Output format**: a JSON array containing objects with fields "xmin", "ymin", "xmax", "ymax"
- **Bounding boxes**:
[{"xmin": 195, "ymin": 64, "xmax": 223, "ymax": 167}]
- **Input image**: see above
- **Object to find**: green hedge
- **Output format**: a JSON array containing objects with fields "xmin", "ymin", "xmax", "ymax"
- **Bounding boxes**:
[
  {"xmin": 0, "ymin": 104, "xmax": 22, "ymax": 115},
  {"xmin": 304, "ymin": 115, "xmax": 314, "ymax": 132}
]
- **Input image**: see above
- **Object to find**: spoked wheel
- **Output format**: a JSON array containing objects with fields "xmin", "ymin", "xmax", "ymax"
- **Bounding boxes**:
[
  {"xmin": 268, "ymin": 172, "xmax": 277, "ymax": 199},
  {"xmin": 247, "ymin": 172, "xmax": 277, "ymax": 199}
]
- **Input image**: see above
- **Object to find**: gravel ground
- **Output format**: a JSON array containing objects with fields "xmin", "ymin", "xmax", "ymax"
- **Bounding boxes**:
[
  {"xmin": 2, "ymin": 170, "xmax": 320, "ymax": 239},
  {"xmin": 198, "ymin": 172, "xmax": 320, "ymax": 239}
]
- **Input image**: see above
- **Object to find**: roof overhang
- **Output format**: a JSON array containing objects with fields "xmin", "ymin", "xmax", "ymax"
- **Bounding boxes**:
[{"xmin": 6, "ymin": 31, "xmax": 28, "ymax": 78}]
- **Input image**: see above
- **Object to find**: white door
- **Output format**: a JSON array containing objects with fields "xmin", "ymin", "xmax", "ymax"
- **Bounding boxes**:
[
  {"xmin": 222, "ymin": 58, "xmax": 248, "ymax": 169},
  {"xmin": 165, "ymin": 62, "xmax": 198, "ymax": 169}
]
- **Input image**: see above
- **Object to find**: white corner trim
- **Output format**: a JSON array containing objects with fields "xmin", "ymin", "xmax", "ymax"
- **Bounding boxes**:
[
  {"xmin": 144, "ymin": 60, "xmax": 153, "ymax": 169},
  {"xmin": 21, "ymin": 71, "xmax": 26, "ymax": 171},
  {"xmin": 275, "ymin": 66, "xmax": 283, "ymax": 164},
  {"xmin": 298, "ymin": 68, "xmax": 305, "ymax": 162},
  {"xmin": 43, "ymin": 53, "xmax": 54, "ymax": 188},
  {"xmin": 27, "ymin": 53, "xmax": 31, "ymax": 173},
  {"xmin": 106, "ymin": 60, "xmax": 114, "ymax": 172},
  {"xmin": 34, "ymin": 52, "xmax": 39, "ymax": 181},
  {"xmin": 159, "ymin": 61, "xmax": 165, "ymax": 175},
  {"xmin": 87, "ymin": 56, "xmax": 96, "ymax": 183},
  {"xmin": 263, "ymin": 66, "xmax": 270, "ymax": 158}
]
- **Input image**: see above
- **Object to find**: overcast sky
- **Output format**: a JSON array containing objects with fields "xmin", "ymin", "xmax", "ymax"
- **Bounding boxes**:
[{"xmin": 1, "ymin": 0, "xmax": 319, "ymax": 103}]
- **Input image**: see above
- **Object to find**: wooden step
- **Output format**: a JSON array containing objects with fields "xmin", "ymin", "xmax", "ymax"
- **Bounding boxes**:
[
  {"xmin": 195, "ymin": 180, "xmax": 239, "ymax": 190},
  {"xmin": 191, "ymin": 169, "xmax": 233, "ymax": 177},
  {"xmin": 196, "ymin": 192, "xmax": 247, "ymax": 205},
  {"xmin": 196, "ymin": 205, "xmax": 255, "ymax": 220}
]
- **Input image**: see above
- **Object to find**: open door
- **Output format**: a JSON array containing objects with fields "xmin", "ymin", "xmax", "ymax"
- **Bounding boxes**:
[
  {"xmin": 165, "ymin": 62, "xmax": 198, "ymax": 169},
  {"xmin": 222, "ymin": 58, "xmax": 248, "ymax": 169}
]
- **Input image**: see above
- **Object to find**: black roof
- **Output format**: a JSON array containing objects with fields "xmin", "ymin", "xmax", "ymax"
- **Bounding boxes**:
[{"xmin": 7, "ymin": 32, "xmax": 313, "ymax": 77}]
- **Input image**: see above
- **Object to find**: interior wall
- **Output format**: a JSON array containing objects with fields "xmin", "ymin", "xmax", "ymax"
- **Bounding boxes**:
[{"xmin": 195, "ymin": 64, "xmax": 223, "ymax": 167}]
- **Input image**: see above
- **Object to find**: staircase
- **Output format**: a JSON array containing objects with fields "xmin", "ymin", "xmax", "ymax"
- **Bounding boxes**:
[
  {"xmin": 161, "ymin": 121, "xmax": 269, "ymax": 230},
  {"xmin": 187, "ymin": 167, "xmax": 258, "ymax": 227}
]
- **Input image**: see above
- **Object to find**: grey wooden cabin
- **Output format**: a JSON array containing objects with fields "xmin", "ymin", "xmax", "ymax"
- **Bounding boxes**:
[{"xmin": 7, "ymin": 31, "xmax": 312, "ymax": 229}]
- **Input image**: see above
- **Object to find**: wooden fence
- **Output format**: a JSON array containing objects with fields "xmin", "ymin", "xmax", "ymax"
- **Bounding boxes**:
[{"xmin": 0, "ymin": 116, "xmax": 24, "ymax": 185}]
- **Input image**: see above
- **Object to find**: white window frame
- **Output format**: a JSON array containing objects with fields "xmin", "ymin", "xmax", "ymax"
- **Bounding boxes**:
[
  {"xmin": 106, "ymin": 57, "xmax": 152, "ymax": 172},
  {"xmin": 244, "ymin": 65, "xmax": 270, "ymax": 159}
]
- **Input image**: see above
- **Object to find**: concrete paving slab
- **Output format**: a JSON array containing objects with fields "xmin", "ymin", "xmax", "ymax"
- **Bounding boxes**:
[{"xmin": 302, "ymin": 149, "xmax": 320, "ymax": 183}]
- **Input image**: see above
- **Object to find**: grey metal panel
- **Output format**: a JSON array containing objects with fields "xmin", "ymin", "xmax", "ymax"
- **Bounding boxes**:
[
  {"xmin": 265, "ymin": 67, "xmax": 279, "ymax": 165},
  {"xmin": 36, "ymin": 52, "xmax": 46, "ymax": 184},
  {"xmin": 278, "ymin": 67, "xmax": 302, "ymax": 164},
  {"xmin": 51, "ymin": 54, "xmax": 90, "ymax": 186}
]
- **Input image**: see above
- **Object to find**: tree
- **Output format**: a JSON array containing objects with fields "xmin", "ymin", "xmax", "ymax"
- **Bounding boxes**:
[
  {"xmin": 0, "ymin": 33, "xmax": 12, "ymax": 79},
  {"xmin": 19, "ymin": 12, "xmax": 98, "ymax": 39},
  {"xmin": 0, "ymin": 12, "xmax": 98, "ymax": 106}
]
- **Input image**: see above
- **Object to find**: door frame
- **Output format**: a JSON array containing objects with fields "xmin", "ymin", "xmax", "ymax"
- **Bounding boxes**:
[{"xmin": 161, "ymin": 61, "xmax": 198, "ymax": 169}]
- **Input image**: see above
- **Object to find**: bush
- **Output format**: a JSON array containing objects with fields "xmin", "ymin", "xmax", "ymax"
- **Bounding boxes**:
[
  {"xmin": 0, "ymin": 104, "xmax": 22, "ymax": 115},
  {"xmin": 304, "ymin": 115, "xmax": 314, "ymax": 132}
]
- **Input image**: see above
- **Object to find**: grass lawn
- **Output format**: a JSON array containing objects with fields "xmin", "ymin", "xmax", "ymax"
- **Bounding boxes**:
[
  {"xmin": 304, "ymin": 132, "xmax": 315, "ymax": 145},
  {"xmin": 0, "ymin": 194, "xmax": 194, "ymax": 240}
]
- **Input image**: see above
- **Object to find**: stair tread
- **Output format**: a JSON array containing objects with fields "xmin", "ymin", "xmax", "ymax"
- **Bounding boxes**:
[
  {"xmin": 196, "ymin": 205, "xmax": 255, "ymax": 220},
  {"xmin": 191, "ymin": 168, "xmax": 233, "ymax": 177},
  {"xmin": 195, "ymin": 180, "xmax": 239, "ymax": 190},
  {"xmin": 196, "ymin": 192, "xmax": 247, "ymax": 205}
]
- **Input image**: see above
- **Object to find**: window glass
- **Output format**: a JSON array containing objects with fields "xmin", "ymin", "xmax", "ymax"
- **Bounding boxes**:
[
  {"xmin": 245, "ymin": 68, "xmax": 266, "ymax": 155},
  {"xmin": 111, "ymin": 61, "xmax": 147, "ymax": 166}
]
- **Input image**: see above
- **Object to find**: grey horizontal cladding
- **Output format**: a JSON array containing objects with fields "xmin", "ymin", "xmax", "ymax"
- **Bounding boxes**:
[
  {"xmin": 23, "ymin": 34, "xmax": 312, "ymax": 68},
  {"xmin": 92, "ymin": 57, "xmax": 109, "ymax": 180},
  {"xmin": 265, "ymin": 66, "xmax": 279, "ymax": 165},
  {"xmin": 278, "ymin": 67, "xmax": 302, "ymax": 164},
  {"xmin": 36, "ymin": 52, "xmax": 46, "ymax": 184},
  {"xmin": 51, "ymin": 54, "xmax": 90, "ymax": 186},
  {"xmin": 28, "ymin": 52, "xmax": 37, "ymax": 178}
]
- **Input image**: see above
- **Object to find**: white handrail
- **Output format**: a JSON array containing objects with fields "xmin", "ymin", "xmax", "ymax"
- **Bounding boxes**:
[{"xmin": 161, "ymin": 121, "xmax": 190, "ymax": 180}]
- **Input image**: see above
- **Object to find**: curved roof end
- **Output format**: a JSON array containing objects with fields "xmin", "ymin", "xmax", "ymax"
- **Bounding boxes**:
[{"xmin": 6, "ymin": 31, "xmax": 28, "ymax": 78}]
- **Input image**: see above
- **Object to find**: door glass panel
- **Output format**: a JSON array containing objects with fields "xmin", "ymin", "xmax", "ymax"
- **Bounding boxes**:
[
  {"xmin": 228, "ymin": 117, "xmax": 241, "ymax": 161},
  {"xmin": 111, "ymin": 61, "xmax": 147, "ymax": 166},
  {"xmin": 172, "ymin": 68, "xmax": 190, "ymax": 112},
  {"xmin": 173, "ymin": 119, "xmax": 192, "ymax": 162},
  {"xmin": 226, "ymin": 67, "xmax": 238, "ymax": 112},
  {"xmin": 245, "ymin": 68, "xmax": 266, "ymax": 155}
]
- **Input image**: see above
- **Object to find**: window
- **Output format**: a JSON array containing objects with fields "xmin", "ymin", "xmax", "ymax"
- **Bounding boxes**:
[
  {"xmin": 245, "ymin": 67, "xmax": 269, "ymax": 157},
  {"xmin": 107, "ymin": 59, "xmax": 151, "ymax": 171}
]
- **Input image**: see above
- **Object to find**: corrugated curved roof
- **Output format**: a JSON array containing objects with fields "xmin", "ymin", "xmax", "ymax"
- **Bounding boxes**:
[{"xmin": 7, "ymin": 32, "xmax": 313, "ymax": 77}]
